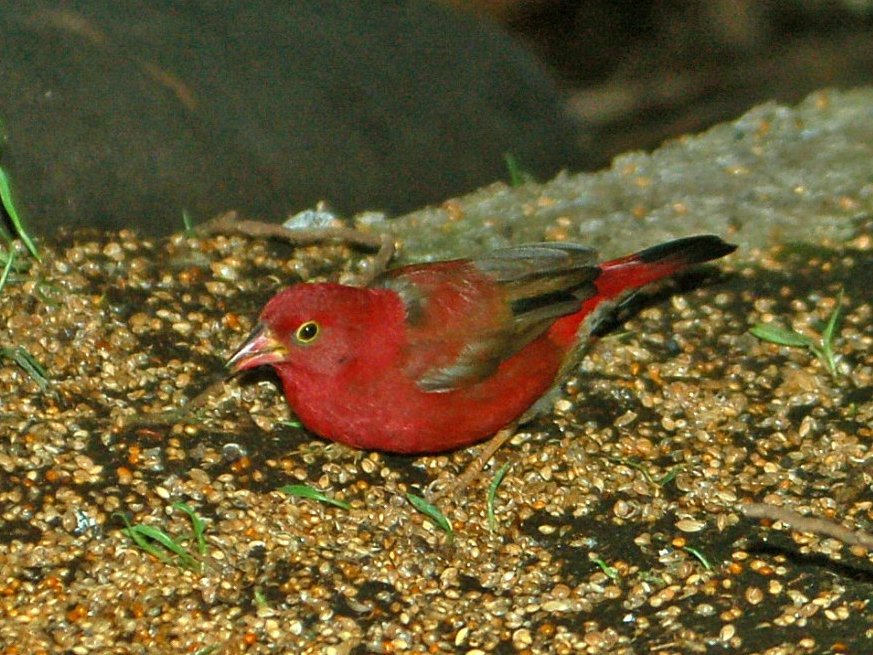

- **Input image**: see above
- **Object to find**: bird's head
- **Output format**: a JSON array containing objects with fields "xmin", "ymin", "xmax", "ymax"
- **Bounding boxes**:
[{"xmin": 226, "ymin": 282, "xmax": 403, "ymax": 381}]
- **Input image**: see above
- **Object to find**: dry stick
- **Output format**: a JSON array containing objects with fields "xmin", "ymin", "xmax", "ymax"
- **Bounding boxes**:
[
  {"xmin": 743, "ymin": 503, "xmax": 873, "ymax": 550},
  {"xmin": 118, "ymin": 375, "xmax": 227, "ymax": 428},
  {"xmin": 196, "ymin": 211, "xmax": 396, "ymax": 283},
  {"xmin": 179, "ymin": 376, "xmax": 227, "ymax": 413}
]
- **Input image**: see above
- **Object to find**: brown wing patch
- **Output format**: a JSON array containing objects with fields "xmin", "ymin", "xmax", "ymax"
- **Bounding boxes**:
[
  {"xmin": 475, "ymin": 241, "xmax": 601, "ymax": 346},
  {"xmin": 376, "ymin": 244, "xmax": 602, "ymax": 392}
]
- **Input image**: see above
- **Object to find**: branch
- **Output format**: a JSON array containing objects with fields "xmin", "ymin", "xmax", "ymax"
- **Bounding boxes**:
[
  {"xmin": 196, "ymin": 211, "xmax": 396, "ymax": 282},
  {"xmin": 743, "ymin": 503, "xmax": 873, "ymax": 550}
]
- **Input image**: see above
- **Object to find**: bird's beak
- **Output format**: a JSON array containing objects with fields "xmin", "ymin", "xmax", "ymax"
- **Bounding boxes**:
[{"xmin": 225, "ymin": 323, "xmax": 288, "ymax": 374}]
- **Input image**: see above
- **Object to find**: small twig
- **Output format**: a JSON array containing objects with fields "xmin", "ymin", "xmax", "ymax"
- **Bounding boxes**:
[
  {"xmin": 365, "ymin": 233, "xmax": 397, "ymax": 284},
  {"xmin": 181, "ymin": 376, "xmax": 228, "ymax": 413},
  {"xmin": 743, "ymin": 503, "xmax": 873, "ymax": 550},
  {"xmin": 196, "ymin": 211, "xmax": 395, "ymax": 282},
  {"xmin": 118, "ymin": 375, "xmax": 227, "ymax": 428},
  {"xmin": 197, "ymin": 210, "xmax": 383, "ymax": 248}
]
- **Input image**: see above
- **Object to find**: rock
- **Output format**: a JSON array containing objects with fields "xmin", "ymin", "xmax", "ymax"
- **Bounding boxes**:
[
  {"xmin": 379, "ymin": 88, "xmax": 873, "ymax": 261},
  {"xmin": 0, "ymin": 0, "xmax": 582, "ymax": 235}
]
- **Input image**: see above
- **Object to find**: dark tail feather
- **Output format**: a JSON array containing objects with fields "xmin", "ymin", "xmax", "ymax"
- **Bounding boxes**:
[
  {"xmin": 635, "ymin": 235, "xmax": 737, "ymax": 266},
  {"xmin": 596, "ymin": 235, "xmax": 736, "ymax": 297}
]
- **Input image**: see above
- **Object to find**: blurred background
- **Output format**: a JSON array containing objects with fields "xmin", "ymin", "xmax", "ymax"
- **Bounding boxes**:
[
  {"xmin": 2, "ymin": 0, "xmax": 873, "ymax": 235},
  {"xmin": 448, "ymin": 0, "xmax": 873, "ymax": 165}
]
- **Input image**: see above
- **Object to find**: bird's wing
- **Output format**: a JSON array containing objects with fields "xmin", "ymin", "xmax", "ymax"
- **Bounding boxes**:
[{"xmin": 376, "ymin": 243, "xmax": 601, "ymax": 391}]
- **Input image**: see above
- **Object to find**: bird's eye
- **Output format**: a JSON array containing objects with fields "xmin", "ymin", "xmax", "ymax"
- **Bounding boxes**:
[{"xmin": 295, "ymin": 320, "xmax": 320, "ymax": 344}]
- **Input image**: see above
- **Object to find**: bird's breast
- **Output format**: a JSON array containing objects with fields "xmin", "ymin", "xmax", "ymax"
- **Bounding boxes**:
[{"xmin": 280, "ymin": 332, "xmax": 566, "ymax": 453}]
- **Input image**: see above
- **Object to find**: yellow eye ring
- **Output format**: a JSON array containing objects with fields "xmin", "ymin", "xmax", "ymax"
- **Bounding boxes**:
[{"xmin": 295, "ymin": 320, "xmax": 320, "ymax": 344}]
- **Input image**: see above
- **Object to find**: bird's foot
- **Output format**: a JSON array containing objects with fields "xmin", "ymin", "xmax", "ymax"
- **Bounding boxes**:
[{"xmin": 427, "ymin": 424, "xmax": 517, "ymax": 502}]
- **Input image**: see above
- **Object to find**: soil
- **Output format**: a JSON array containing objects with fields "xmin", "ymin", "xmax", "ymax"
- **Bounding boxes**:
[{"xmin": 0, "ymin": 225, "xmax": 869, "ymax": 653}]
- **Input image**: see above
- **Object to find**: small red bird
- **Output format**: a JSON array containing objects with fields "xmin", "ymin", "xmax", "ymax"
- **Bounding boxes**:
[{"xmin": 227, "ymin": 235, "xmax": 735, "ymax": 454}]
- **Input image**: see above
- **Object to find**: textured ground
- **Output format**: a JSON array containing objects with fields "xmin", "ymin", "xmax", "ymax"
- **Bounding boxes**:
[{"xmin": 0, "ymin": 220, "xmax": 870, "ymax": 653}]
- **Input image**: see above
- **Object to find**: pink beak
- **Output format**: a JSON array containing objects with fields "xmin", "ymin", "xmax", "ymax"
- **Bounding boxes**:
[{"xmin": 225, "ymin": 323, "xmax": 288, "ymax": 374}]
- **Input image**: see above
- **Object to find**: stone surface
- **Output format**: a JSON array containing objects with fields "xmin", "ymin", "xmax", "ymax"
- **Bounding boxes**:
[{"xmin": 378, "ymin": 88, "xmax": 873, "ymax": 262}]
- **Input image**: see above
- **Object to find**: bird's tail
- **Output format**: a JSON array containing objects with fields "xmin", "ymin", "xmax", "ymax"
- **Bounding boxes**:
[
  {"xmin": 595, "ymin": 235, "xmax": 737, "ymax": 298},
  {"xmin": 548, "ymin": 235, "xmax": 735, "ymax": 348}
]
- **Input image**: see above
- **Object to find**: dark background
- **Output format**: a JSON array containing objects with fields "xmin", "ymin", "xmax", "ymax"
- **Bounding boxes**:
[{"xmin": 465, "ymin": 0, "xmax": 873, "ymax": 161}]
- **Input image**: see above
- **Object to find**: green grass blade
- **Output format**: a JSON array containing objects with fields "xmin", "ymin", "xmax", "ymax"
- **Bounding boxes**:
[
  {"xmin": 505, "ymin": 153, "xmax": 524, "ymax": 187},
  {"xmin": 0, "ymin": 346, "xmax": 50, "ymax": 391},
  {"xmin": 253, "ymin": 588, "xmax": 269, "ymax": 610},
  {"xmin": 683, "ymin": 545, "xmax": 712, "ymax": 570},
  {"xmin": 130, "ymin": 524, "xmax": 198, "ymax": 570},
  {"xmin": 0, "ymin": 247, "xmax": 14, "ymax": 294},
  {"xmin": 591, "ymin": 557, "xmax": 620, "ymax": 581},
  {"xmin": 821, "ymin": 290, "xmax": 844, "ymax": 346},
  {"xmin": 182, "ymin": 209, "xmax": 194, "ymax": 235},
  {"xmin": 129, "ymin": 524, "xmax": 188, "ymax": 555},
  {"xmin": 487, "ymin": 462, "xmax": 511, "ymax": 532},
  {"xmin": 406, "ymin": 492, "xmax": 453, "ymax": 536},
  {"xmin": 172, "ymin": 502, "xmax": 208, "ymax": 556},
  {"xmin": 121, "ymin": 532, "xmax": 171, "ymax": 563},
  {"xmin": 610, "ymin": 456, "xmax": 656, "ymax": 485},
  {"xmin": 658, "ymin": 466, "xmax": 682, "ymax": 487},
  {"xmin": 749, "ymin": 323, "xmax": 813, "ymax": 348},
  {"xmin": 819, "ymin": 290, "xmax": 843, "ymax": 376},
  {"xmin": 115, "ymin": 513, "xmax": 173, "ymax": 564},
  {"xmin": 504, "ymin": 152, "xmax": 533, "ymax": 187},
  {"xmin": 279, "ymin": 484, "xmax": 351, "ymax": 510},
  {"xmin": 115, "ymin": 511, "xmax": 199, "ymax": 570},
  {"xmin": 0, "ymin": 166, "xmax": 40, "ymax": 261}
]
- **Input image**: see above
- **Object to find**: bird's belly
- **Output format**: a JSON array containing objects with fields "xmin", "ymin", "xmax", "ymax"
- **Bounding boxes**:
[{"xmin": 288, "ymin": 340, "xmax": 564, "ymax": 453}]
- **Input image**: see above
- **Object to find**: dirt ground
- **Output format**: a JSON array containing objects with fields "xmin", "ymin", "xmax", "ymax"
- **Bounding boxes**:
[{"xmin": 0, "ymin": 220, "xmax": 870, "ymax": 653}]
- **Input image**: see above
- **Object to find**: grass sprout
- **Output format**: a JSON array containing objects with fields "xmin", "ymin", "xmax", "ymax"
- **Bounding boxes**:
[
  {"xmin": 253, "ymin": 588, "xmax": 269, "ymax": 611},
  {"xmin": 504, "ymin": 152, "xmax": 534, "ymax": 187},
  {"xmin": 0, "ymin": 346, "xmax": 50, "ymax": 391},
  {"xmin": 0, "ymin": 164, "xmax": 40, "ymax": 261},
  {"xmin": 750, "ymin": 291, "xmax": 845, "ymax": 379},
  {"xmin": 0, "ymin": 247, "xmax": 14, "ymax": 294},
  {"xmin": 279, "ymin": 484, "xmax": 351, "ymax": 510},
  {"xmin": 682, "ymin": 545, "xmax": 712, "ymax": 570},
  {"xmin": 182, "ymin": 209, "xmax": 196, "ymax": 235},
  {"xmin": 406, "ymin": 492, "xmax": 453, "ymax": 538},
  {"xmin": 487, "ymin": 462, "xmax": 511, "ymax": 532},
  {"xmin": 115, "ymin": 503, "xmax": 208, "ymax": 572},
  {"xmin": 172, "ymin": 502, "xmax": 208, "ymax": 557},
  {"xmin": 610, "ymin": 457, "xmax": 681, "ymax": 488},
  {"xmin": 638, "ymin": 570, "xmax": 666, "ymax": 585},
  {"xmin": 590, "ymin": 556, "xmax": 621, "ymax": 581}
]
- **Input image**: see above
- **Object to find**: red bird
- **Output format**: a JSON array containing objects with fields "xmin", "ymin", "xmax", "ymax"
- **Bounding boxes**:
[{"xmin": 227, "ymin": 235, "xmax": 735, "ymax": 454}]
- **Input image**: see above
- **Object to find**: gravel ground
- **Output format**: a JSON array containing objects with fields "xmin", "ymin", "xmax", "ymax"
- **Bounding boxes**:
[{"xmin": 0, "ymin": 225, "xmax": 870, "ymax": 654}]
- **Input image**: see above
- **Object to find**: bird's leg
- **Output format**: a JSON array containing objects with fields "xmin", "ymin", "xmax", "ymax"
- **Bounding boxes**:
[
  {"xmin": 195, "ymin": 211, "xmax": 396, "ymax": 283},
  {"xmin": 428, "ymin": 423, "xmax": 518, "ymax": 501}
]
